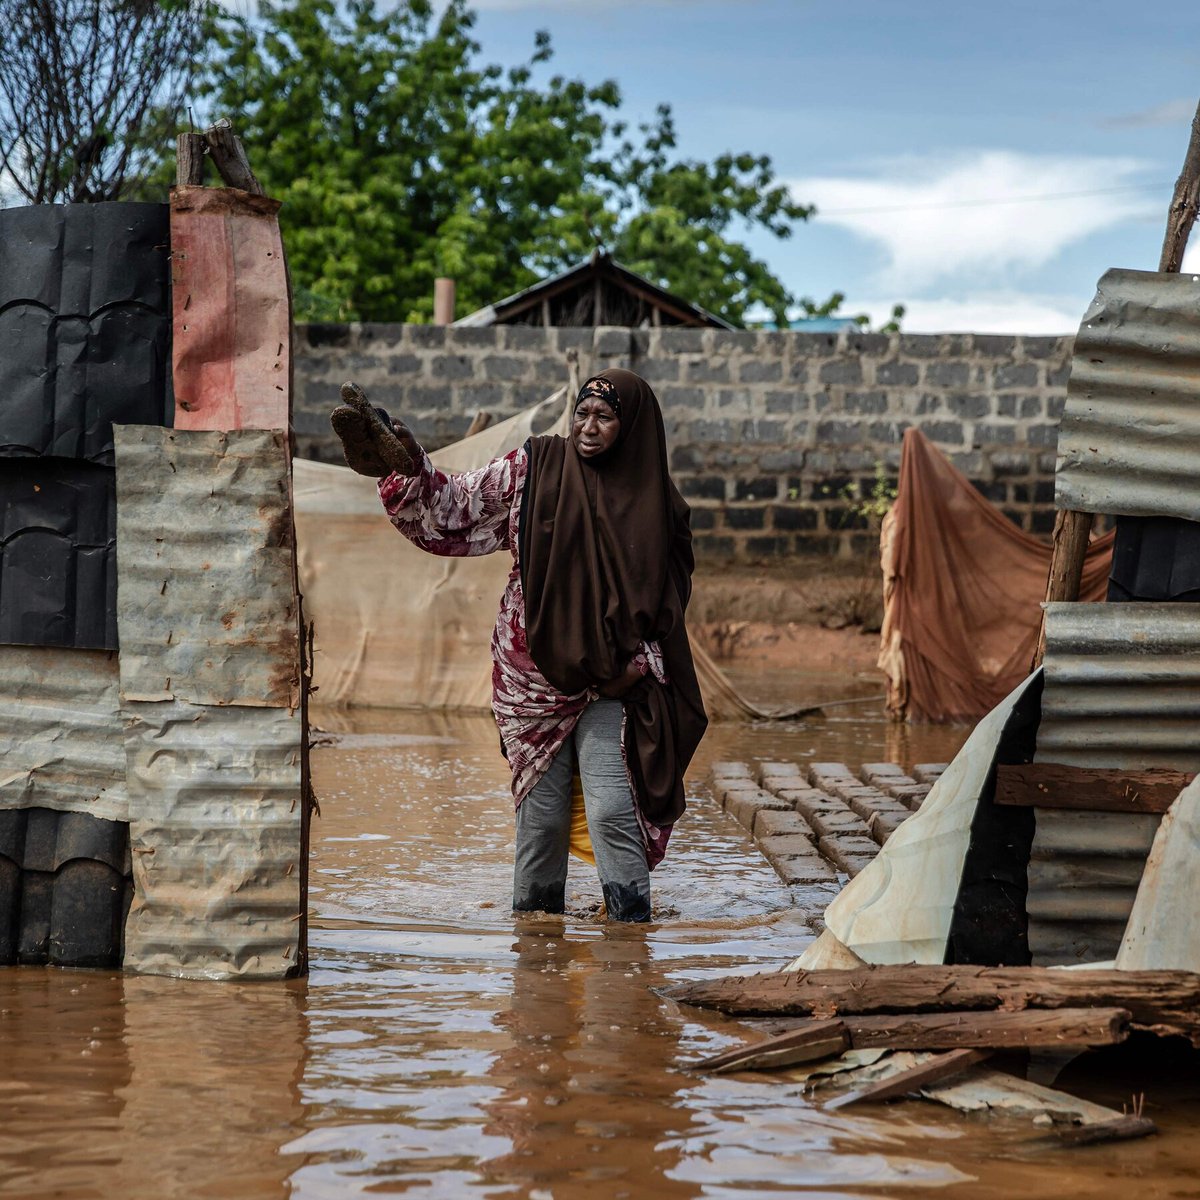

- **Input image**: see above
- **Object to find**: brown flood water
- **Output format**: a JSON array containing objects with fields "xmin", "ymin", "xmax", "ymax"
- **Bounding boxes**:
[{"xmin": 3, "ymin": 687, "xmax": 1200, "ymax": 1198}]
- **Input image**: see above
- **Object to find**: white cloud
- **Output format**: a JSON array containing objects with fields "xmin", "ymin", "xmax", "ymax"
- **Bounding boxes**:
[
  {"xmin": 847, "ymin": 292, "xmax": 1084, "ymax": 336},
  {"xmin": 790, "ymin": 151, "xmax": 1158, "ymax": 291},
  {"xmin": 1181, "ymin": 240, "xmax": 1200, "ymax": 274},
  {"xmin": 1105, "ymin": 97, "xmax": 1197, "ymax": 129}
]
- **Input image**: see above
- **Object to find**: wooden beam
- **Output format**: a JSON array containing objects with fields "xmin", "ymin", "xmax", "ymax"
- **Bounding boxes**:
[
  {"xmin": 660, "ymin": 965, "xmax": 1200, "ymax": 1043},
  {"xmin": 694, "ymin": 1019, "xmax": 848, "ymax": 1073},
  {"xmin": 1054, "ymin": 1115, "xmax": 1158, "ymax": 1147},
  {"xmin": 995, "ymin": 762, "xmax": 1193, "ymax": 814},
  {"xmin": 1159, "ymin": 97, "xmax": 1200, "ymax": 273},
  {"xmin": 176, "ymin": 132, "xmax": 206, "ymax": 186},
  {"xmin": 759, "ymin": 1008, "xmax": 1129, "ymax": 1052},
  {"xmin": 203, "ymin": 119, "xmax": 265, "ymax": 195},
  {"xmin": 1032, "ymin": 508, "xmax": 1093, "ymax": 670},
  {"xmin": 825, "ymin": 1049, "xmax": 989, "ymax": 1108}
]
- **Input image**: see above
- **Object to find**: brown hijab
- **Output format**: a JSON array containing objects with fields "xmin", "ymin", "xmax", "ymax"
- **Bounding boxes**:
[{"xmin": 519, "ymin": 368, "xmax": 707, "ymax": 828}]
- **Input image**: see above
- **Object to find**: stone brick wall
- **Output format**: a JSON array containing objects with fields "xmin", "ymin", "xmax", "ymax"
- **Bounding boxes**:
[{"xmin": 295, "ymin": 323, "xmax": 1070, "ymax": 560}]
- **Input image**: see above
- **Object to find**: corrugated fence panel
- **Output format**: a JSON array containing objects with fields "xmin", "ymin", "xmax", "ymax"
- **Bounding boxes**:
[
  {"xmin": 122, "ymin": 700, "xmax": 301, "ymax": 980},
  {"xmin": 1027, "ymin": 602, "xmax": 1200, "ymax": 965},
  {"xmin": 0, "ymin": 459, "xmax": 117, "ymax": 650},
  {"xmin": 0, "ymin": 202, "xmax": 171, "ymax": 465},
  {"xmin": 113, "ymin": 426, "xmax": 300, "ymax": 708},
  {"xmin": 1056, "ymin": 268, "xmax": 1200, "ymax": 521},
  {"xmin": 0, "ymin": 645, "xmax": 128, "ymax": 822}
]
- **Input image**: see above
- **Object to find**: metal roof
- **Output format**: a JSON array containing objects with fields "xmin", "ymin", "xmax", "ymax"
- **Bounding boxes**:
[
  {"xmin": 122, "ymin": 699, "xmax": 302, "ymax": 980},
  {"xmin": 1036, "ymin": 601, "xmax": 1200, "ymax": 770},
  {"xmin": 1055, "ymin": 267, "xmax": 1200, "ymax": 521},
  {"xmin": 114, "ymin": 426, "xmax": 300, "ymax": 709},
  {"xmin": 454, "ymin": 250, "xmax": 736, "ymax": 330},
  {"xmin": 0, "ymin": 645, "xmax": 128, "ymax": 822}
]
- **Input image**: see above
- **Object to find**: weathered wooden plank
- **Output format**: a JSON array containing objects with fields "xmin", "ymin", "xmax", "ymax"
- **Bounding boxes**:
[
  {"xmin": 1053, "ymin": 1115, "xmax": 1158, "ymax": 1147},
  {"xmin": 825, "ymin": 1049, "xmax": 990, "ymax": 1108},
  {"xmin": 660, "ymin": 965, "xmax": 1200, "ymax": 1042},
  {"xmin": 756, "ymin": 1008, "xmax": 1128, "ymax": 1052},
  {"xmin": 995, "ymin": 763, "xmax": 1192, "ymax": 813},
  {"xmin": 694, "ymin": 1019, "xmax": 848, "ymax": 1073}
]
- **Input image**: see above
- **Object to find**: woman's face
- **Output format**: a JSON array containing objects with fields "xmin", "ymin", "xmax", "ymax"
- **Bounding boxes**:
[{"xmin": 571, "ymin": 396, "xmax": 620, "ymax": 458}]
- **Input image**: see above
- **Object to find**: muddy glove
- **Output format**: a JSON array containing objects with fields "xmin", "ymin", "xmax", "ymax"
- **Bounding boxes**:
[{"xmin": 330, "ymin": 381, "xmax": 422, "ymax": 477}]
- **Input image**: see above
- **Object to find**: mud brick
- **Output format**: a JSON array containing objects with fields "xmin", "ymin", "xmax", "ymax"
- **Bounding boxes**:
[
  {"xmin": 809, "ymin": 810, "xmax": 872, "ymax": 840},
  {"xmin": 790, "ymin": 791, "xmax": 850, "ymax": 824},
  {"xmin": 757, "ymin": 761, "xmax": 802, "ymax": 785},
  {"xmin": 912, "ymin": 763, "xmax": 949, "ymax": 783},
  {"xmin": 769, "ymin": 784, "xmax": 823, "ymax": 803},
  {"xmin": 791, "ymin": 882, "xmax": 844, "ymax": 922},
  {"xmin": 859, "ymin": 763, "xmax": 909, "ymax": 785},
  {"xmin": 765, "ymin": 849, "xmax": 840, "ymax": 886},
  {"xmin": 756, "ymin": 831, "xmax": 818, "ymax": 859},
  {"xmin": 710, "ymin": 761, "xmax": 754, "ymax": 782},
  {"xmin": 868, "ymin": 811, "xmax": 909, "ymax": 843},
  {"xmin": 726, "ymin": 790, "xmax": 790, "ymax": 831},
  {"xmin": 876, "ymin": 777, "xmax": 922, "ymax": 798},
  {"xmin": 826, "ymin": 780, "xmax": 886, "ymax": 804},
  {"xmin": 819, "ymin": 835, "xmax": 881, "ymax": 875},
  {"xmin": 753, "ymin": 809, "xmax": 815, "ymax": 839},
  {"xmin": 808, "ymin": 762, "xmax": 858, "ymax": 789},
  {"xmin": 711, "ymin": 780, "xmax": 760, "ymax": 809},
  {"xmin": 889, "ymin": 785, "xmax": 931, "ymax": 811},
  {"xmin": 846, "ymin": 794, "xmax": 909, "ymax": 823}
]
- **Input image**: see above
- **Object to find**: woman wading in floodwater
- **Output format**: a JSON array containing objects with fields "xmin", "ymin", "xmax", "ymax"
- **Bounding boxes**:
[{"xmin": 330, "ymin": 369, "xmax": 707, "ymax": 921}]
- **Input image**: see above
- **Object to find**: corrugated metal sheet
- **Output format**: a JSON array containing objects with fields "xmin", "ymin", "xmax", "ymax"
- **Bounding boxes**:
[
  {"xmin": 0, "ymin": 202, "xmax": 171, "ymax": 464},
  {"xmin": 170, "ymin": 188, "xmax": 291, "ymax": 432},
  {"xmin": 0, "ymin": 459, "xmax": 117, "ymax": 649},
  {"xmin": 1056, "ymin": 268, "xmax": 1200, "ymax": 520},
  {"xmin": 122, "ymin": 699, "xmax": 301, "ymax": 980},
  {"xmin": 0, "ymin": 645, "xmax": 128, "ymax": 822},
  {"xmin": 1036, "ymin": 602, "xmax": 1200, "ymax": 769},
  {"xmin": 1026, "ymin": 601, "xmax": 1200, "ymax": 965},
  {"xmin": 0, "ymin": 807, "xmax": 130, "ymax": 967},
  {"xmin": 113, "ymin": 426, "xmax": 300, "ymax": 708}
]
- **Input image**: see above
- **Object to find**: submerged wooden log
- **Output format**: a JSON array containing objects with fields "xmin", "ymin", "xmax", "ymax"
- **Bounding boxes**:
[
  {"xmin": 661, "ymin": 965, "xmax": 1200, "ymax": 1043},
  {"xmin": 695, "ymin": 1019, "xmax": 848, "ymax": 1073},
  {"xmin": 824, "ymin": 1049, "xmax": 989, "ymax": 1108},
  {"xmin": 1052, "ymin": 1114, "xmax": 1157, "ymax": 1146}
]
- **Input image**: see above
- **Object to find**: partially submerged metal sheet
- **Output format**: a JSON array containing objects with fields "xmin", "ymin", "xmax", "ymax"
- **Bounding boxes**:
[
  {"xmin": 0, "ymin": 807, "xmax": 130, "ymax": 967},
  {"xmin": 1056, "ymin": 268, "xmax": 1200, "ymax": 520},
  {"xmin": 170, "ymin": 187, "xmax": 291, "ymax": 432},
  {"xmin": 1026, "ymin": 602, "xmax": 1200, "ymax": 965},
  {"xmin": 122, "ymin": 700, "xmax": 301, "ymax": 980},
  {"xmin": 114, "ymin": 426, "xmax": 300, "ymax": 708},
  {"xmin": 0, "ymin": 459, "xmax": 117, "ymax": 649},
  {"xmin": 0, "ymin": 202, "xmax": 171, "ymax": 464},
  {"xmin": 0, "ymin": 645, "xmax": 128, "ymax": 822}
]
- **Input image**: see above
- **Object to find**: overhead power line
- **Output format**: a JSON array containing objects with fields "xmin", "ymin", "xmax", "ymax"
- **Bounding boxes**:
[{"xmin": 815, "ymin": 181, "xmax": 1169, "ymax": 218}]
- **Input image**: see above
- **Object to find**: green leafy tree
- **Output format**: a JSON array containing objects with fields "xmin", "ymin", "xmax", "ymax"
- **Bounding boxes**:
[{"xmin": 194, "ymin": 0, "xmax": 823, "ymax": 325}]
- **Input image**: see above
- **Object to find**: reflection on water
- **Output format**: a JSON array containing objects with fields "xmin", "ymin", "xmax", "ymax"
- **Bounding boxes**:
[{"xmin": 2, "ymin": 697, "xmax": 1199, "ymax": 1198}]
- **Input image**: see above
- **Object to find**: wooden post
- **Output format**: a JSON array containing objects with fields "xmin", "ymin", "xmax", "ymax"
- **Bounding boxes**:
[
  {"xmin": 176, "ymin": 132, "xmax": 206, "ymax": 187},
  {"xmin": 1158, "ymin": 97, "xmax": 1200, "ymax": 273},
  {"xmin": 203, "ymin": 119, "xmax": 265, "ymax": 195},
  {"xmin": 1031, "ymin": 508, "xmax": 1094, "ymax": 669},
  {"xmin": 433, "ymin": 277, "xmax": 456, "ymax": 325}
]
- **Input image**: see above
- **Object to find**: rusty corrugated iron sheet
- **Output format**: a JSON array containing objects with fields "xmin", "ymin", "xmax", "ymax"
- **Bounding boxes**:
[
  {"xmin": 1056, "ymin": 268, "xmax": 1200, "ymax": 520},
  {"xmin": 169, "ymin": 187, "xmax": 291, "ymax": 432},
  {"xmin": 1026, "ymin": 601, "xmax": 1200, "ymax": 966},
  {"xmin": 0, "ymin": 645, "xmax": 128, "ymax": 822},
  {"xmin": 113, "ymin": 426, "xmax": 300, "ymax": 708},
  {"xmin": 122, "ymin": 699, "xmax": 301, "ymax": 980},
  {"xmin": 1035, "ymin": 602, "xmax": 1200, "ymax": 770}
]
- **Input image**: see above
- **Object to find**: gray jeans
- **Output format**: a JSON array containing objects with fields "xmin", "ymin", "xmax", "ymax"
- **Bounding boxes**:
[{"xmin": 513, "ymin": 698, "xmax": 651, "ymax": 922}]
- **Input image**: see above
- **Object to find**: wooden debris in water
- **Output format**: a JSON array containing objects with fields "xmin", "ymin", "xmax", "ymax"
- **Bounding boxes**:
[
  {"xmin": 824, "ymin": 1049, "xmax": 990, "ymax": 1108},
  {"xmin": 695, "ymin": 1019, "xmax": 849, "ymax": 1073}
]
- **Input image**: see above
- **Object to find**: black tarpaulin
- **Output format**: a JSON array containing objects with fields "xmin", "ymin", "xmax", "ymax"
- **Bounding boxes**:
[
  {"xmin": 0, "ymin": 202, "xmax": 171, "ymax": 465},
  {"xmin": 0, "ymin": 459, "xmax": 116, "ymax": 649}
]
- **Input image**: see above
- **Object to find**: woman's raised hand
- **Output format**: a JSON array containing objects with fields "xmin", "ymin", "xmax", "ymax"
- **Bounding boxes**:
[{"xmin": 330, "ymin": 381, "xmax": 423, "ymax": 477}]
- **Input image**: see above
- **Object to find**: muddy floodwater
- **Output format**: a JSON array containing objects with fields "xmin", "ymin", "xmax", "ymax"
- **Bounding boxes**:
[{"xmin": 4, "ymin": 681, "xmax": 1200, "ymax": 1198}]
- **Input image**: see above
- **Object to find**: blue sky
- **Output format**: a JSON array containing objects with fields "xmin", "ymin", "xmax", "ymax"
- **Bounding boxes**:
[{"xmin": 470, "ymin": 0, "xmax": 1200, "ymax": 332}]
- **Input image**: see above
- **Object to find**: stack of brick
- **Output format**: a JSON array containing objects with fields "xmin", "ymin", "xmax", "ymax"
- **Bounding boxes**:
[{"xmin": 708, "ymin": 757, "xmax": 950, "ymax": 925}]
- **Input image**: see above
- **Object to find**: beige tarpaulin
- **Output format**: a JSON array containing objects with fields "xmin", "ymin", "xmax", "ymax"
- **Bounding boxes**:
[
  {"xmin": 789, "ymin": 673, "xmax": 1041, "ymax": 970},
  {"xmin": 294, "ymin": 390, "xmax": 791, "ymax": 719},
  {"xmin": 880, "ymin": 429, "xmax": 1114, "ymax": 723}
]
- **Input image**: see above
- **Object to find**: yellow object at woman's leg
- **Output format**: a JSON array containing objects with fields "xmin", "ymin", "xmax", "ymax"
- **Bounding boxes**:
[{"xmin": 568, "ymin": 771, "xmax": 595, "ymax": 864}]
